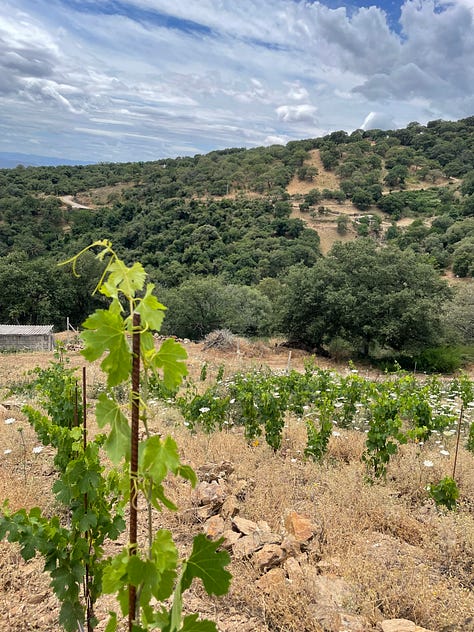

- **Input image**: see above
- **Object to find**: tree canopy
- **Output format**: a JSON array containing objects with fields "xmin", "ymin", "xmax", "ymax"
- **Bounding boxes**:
[{"xmin": 279, "ymin": 239, "xmax": 451, "ymax": 356}]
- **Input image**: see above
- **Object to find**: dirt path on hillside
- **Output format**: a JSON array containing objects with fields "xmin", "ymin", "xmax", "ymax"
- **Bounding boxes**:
[{"xmin": 59, "ymin": 195, "xmax": 92, "ymax": 209}]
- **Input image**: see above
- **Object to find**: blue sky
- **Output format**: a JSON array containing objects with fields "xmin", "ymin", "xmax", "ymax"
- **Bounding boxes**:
[{"xmin": 1, "ymin": 0, "xmax": 473, "ymax": 163}]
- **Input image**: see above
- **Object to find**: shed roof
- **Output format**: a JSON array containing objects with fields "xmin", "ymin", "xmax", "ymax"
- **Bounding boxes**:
[{"xmin": 0, "ymin": 325, "xmax": 54, "ymax": 335}]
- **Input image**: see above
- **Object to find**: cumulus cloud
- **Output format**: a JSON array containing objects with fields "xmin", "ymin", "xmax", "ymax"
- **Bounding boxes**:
[
  {"xmin": 276, "ymin": 104, "xmax": 318, "ymax": 123},
  {"xmin": 0, "ymin": 0, "xmax": 473, "ymax": 162},
  {"xmin": 264, "ymin": 134, "xmax": 289, "ymax": 145}
]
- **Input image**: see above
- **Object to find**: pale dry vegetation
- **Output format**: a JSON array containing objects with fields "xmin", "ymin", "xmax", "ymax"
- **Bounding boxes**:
[
  {"xmin": 1, "ymin": 345, "xmax": 474, "ymax": 631},
  {"xmin": 286, "ymin": 149, "xmax": 454, "ymax": 255}
]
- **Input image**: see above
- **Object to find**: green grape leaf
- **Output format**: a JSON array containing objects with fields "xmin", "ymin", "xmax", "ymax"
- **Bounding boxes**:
[
  {"xmin": 78, "ymin": 511, "xmax": 98, "ymax": 532},
  {"xmin": 104, "ymin": 612, "xmax": 118, "ymax": 632},
  {"xmin": 151, "ymin": 338, "xmax": 188, "ymax": 390},
  {"xmin": 81, "ymin": 307, "xmax": 131, "ymax": 387},
  {"xmin": 96, "ymin": 394, "xmax": 130, "ymax": 463},
  {"xmin": 136, "ymin": 283, "xmax": 167, "ymax": 331},
  {"xmin": 102, "ymin": 549, "xmax": 129, "ymax": 594},
  {"xmin": 140, "ymin": 436, "xmax": 180, "ymax": 482},
  {"xmin": 127, "ymin": 555, "xmax": 157, "ymax": 588},
  {"xmin": 148, "ymin": 483, "xmax": 178, "ymax": 512},
  {"xmin": 177, "ymin": 464, "xmax": 197, "ymax": 487},
  {"xmin": 58, "ymin": 599, "xmax": 85, "ymax": 632},
  {"xmin": 181, "ymin": 534, "xmax": 231, "ymax": 596},
  {"xmin": 181, "ymin": 614, "xmax": 219, "ymax": 632},
  {"xmin": 101, "ymin": 260, "xmax": 147, "ymax": 299}
]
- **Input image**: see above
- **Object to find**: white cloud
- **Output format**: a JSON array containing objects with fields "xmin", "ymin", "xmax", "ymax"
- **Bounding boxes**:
[
  {"xmin": 0, "ymin": 0, "xmax": 473, "ymax": 162},
  {"xmin": 264, "ymin": 134, "xmax": 289, "ymax": 145},
  {"xmin": 287, "ymin": 84, "xmax": 309, "ymax": 101},
  {"xmin": 361, "ymin": 111, "xmax": 397, "ymax": 131},
  {"xmin": 276, "ymin": 104, "xmax": 318, "ymax": 123}
]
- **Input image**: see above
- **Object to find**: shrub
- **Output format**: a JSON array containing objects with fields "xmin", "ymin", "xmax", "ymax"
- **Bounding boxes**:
[{"xmin": 415, "ymin": 347, "xmax": 463, "ymax": 373}]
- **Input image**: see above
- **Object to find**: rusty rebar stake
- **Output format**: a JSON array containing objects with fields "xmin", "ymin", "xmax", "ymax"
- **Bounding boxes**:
[{"xmin": 129, "ymin": 313, "xmax": 140, "ymax": 630}]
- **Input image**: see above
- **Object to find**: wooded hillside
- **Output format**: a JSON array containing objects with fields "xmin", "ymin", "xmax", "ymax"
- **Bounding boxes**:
[{"xmin": 1, "ymin": 117, "xmax": 473, "ymax": 368}]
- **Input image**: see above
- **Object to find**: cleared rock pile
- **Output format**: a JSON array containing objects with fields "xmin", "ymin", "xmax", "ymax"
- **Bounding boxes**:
[{"xmin": 193, "ymin": 460, "xmax": 435, "ymax": 632}]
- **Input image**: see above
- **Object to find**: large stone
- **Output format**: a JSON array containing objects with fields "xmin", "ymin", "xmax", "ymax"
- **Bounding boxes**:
[
  {"xmin": 221, "ymin": 495, "xmax": 239, "ymax": 519},
  {"xmin": 284, "ymin": 510, "xmax": 317, "ymax": 542},
  {"xmin": 221, "ymin": 529, "xmax": 241, "ymax": 549},
  {"xmin": 255, "ymin": 567, "xmax": 287, "ymax": 593},
  {"xmin": 253, "ymin": 544, "xmax": 286, "ymax": 571},
  {"xmin": 232, "ymin": 516, "xmax": 259, "ymax": 535},
  {"xmin": 258, "ymin": 530, "xmax": 282, "ymax": 546},
  {"xmin": 256, "ymin": 520, "xmax": 282, "ymax": 545},
  {"xmin": 283, "ymin": 557, "xmax": 303, "ymax": 583},
  {"xmin": 317, "ymin": 557, "xmax": 341, "ymax": 572},
  {"xmin": 381, "ymin": 620, "xmax": 435, "ymax": 632},
  {"xmin": 281, "ymin": 535, "xmax": 301, "ymax": 557},
  {"xmin": 204, "ymin": 515, "xmax": 225, "ymax": 539},
  {"xmin": 313, "ymin": 576, "xmax": 352, "ymax": 607},
  {"xmin": 232, "ymin": 533, "xmax": 261, "ymax": 559},
  {"xmin": 195, "ymin": 480, "xmax": 227, "ymax": 507},
  {"xmin": 197, "ymin": 460, "xmax": 234, "ymax": 482},
  {"xmin": 335, "ymin": 613, "xmax": 371, "ymax": 631},
  {"xmin": 234, "ymin": 478, "xmax": 254, "ymax": 500},
  {"xmin": 312, "ymin": 611, "xmax": 371, "ymax": 632}
]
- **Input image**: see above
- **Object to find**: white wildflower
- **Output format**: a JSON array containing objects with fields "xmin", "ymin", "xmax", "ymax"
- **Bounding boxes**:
[
  {"xmin": 440, "ymin": 449, "xmax": 450, "ymax": 456},
  {"xmin": 229, "ymin": 398, "xmax": 235, "ymax": 404},
  {"xmin": 3, "ymin": 449, "xmax": 12, "ymax": 455},
  {"xmin": 32, "ymin": 446, "xmax": 43, "ymax": 454},
  {"xmin": 4, "ymin": 418, "xmax": 15, "ymax": 425},
  {"xmin": 198, "ymin": 407, "xmax": 210, "ymax": 413},
  {"xmin": 423, "ymin": 460, "xmax": 434, "ymax": 467},
  {"xmin": 332, "ymin": 431, "xmax": 341, "ymax": 437}
]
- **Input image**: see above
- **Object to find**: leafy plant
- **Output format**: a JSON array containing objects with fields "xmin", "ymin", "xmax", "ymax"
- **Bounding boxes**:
[
  {"xmin": 427, "ymin": 476, "xmax": 460, "ymax": 510},
  {"xmin": 304, "ymin": 414, "xmax": 333, "ymax": 462},
  {"xmin": 362, "ymin": 391, "xmax": 407, "ymax": 480},
  {"xmin": 176, "ymin": 387, "xmax": 231, "ymax": 433},
  {"xmin": 0, "ymin": 240, "xmax": 231, "ymax": 632}
]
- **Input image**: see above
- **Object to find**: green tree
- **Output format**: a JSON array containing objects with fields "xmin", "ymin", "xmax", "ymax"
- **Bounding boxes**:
[
  {"xmin": 452, "ymin": 237, "xmax": 474, "ymax": 277},
  {"xmin": 384, "ymin": 165, "xmax": 409, "ymax": 190},
  {"xmin": 442, "ymin": 283, "xmax": 474, "ymax": 344},
  {"xmin": 279, "ymin": 240, "xmax": 451, "ymax": 356},
  {"xmin": 160, "ymin": 278, "xmax": 273, "ymax": 339}
]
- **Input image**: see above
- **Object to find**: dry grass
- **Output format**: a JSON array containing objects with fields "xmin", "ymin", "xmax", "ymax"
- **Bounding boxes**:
[
  {"xmin": 155, "ymin": 405, "xmax": 474, "ymax": 629},
  {"xmin": 286, "ymin": 150, "xmax": 340, "ymax": 195},
  {"xmin": 1, "ymin": 346, "xmax": 474, "ymax": 631}
]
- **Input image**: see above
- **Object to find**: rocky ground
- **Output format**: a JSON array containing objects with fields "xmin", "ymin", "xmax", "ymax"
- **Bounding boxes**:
[{"xmin": 0, "ymin": 339, "xmax": 473, "ymax": 631}]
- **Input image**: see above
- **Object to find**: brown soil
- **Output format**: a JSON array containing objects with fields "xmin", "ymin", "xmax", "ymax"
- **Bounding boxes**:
[
  {"xmin": 287, "ymin": 150, "xmax": 340, "ymax": 195},
  {"xmin": 72, "ymin": 183, "xmax": 137, "ymax": 208}
]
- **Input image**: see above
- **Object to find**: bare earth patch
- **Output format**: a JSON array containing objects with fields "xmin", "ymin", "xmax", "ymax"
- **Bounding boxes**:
[{"xmin": 287, "ymin": 149, "xmax": 340, "ymax": 195}]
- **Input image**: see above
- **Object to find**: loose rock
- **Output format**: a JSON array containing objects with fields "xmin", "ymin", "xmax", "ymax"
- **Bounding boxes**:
[{"xmin": 284, "ymin": 510, "xmax": 317, "ymax": 542}]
